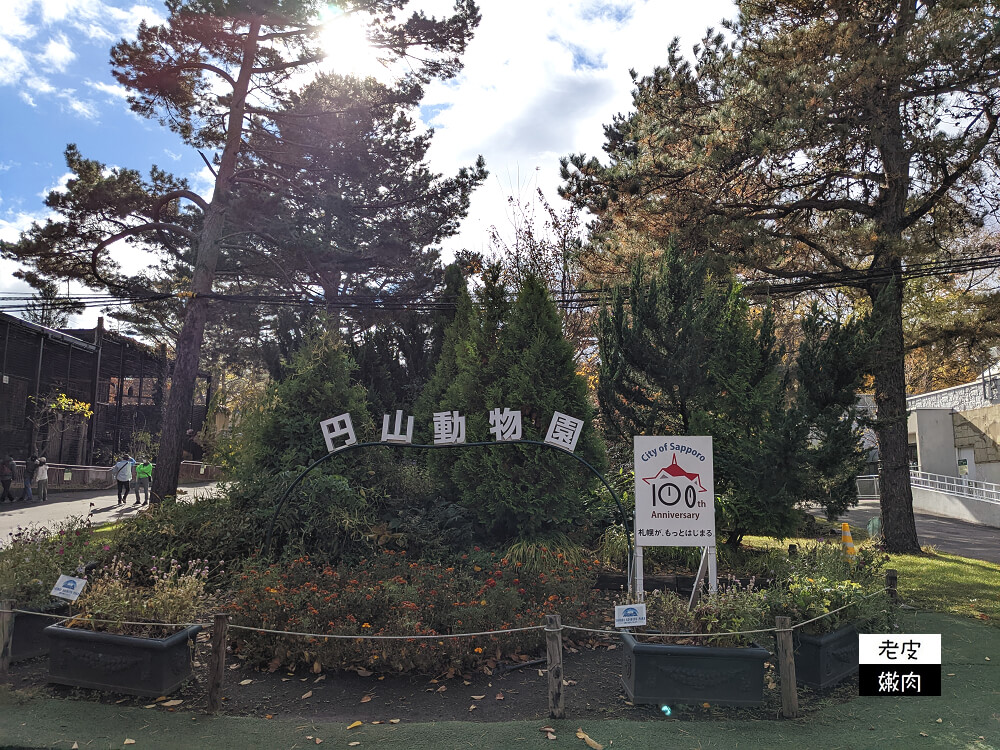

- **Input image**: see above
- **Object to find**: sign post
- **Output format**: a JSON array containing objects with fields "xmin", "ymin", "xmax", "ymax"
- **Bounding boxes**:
[{"xmin": 633, "ymin": 436, "xmax": 715, "ymax": 602}]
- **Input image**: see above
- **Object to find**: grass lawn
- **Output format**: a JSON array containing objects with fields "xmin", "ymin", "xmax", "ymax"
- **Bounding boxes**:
[{"xmin": 743, "ymin": 532, "xmax": 1000, "ymax": 627}]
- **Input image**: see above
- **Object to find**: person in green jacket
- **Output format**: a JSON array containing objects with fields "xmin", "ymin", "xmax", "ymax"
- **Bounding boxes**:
[{"xmin": 134, "ymin": 458, "xmax": 153, "ymax": 505}]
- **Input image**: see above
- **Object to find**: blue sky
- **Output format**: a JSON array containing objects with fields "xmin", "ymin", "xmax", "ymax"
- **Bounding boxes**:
[{"xmin": 0, "ymin": 0, "xmax": 736, "ymax": 328}]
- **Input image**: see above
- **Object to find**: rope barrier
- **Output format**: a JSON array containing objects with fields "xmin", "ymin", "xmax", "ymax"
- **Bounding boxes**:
[
  {"xmin": 2, "ymin": 587, "xmax": 891, "ymax": 641},
  {"xmin": 225, "ymin": 623, "xmax": 546, "ymax": 641}
]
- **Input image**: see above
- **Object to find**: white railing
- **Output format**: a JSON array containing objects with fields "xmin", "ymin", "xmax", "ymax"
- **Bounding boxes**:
[
  {"xmin": 909, "ymin": 470, "xmax": 1000, "ymax": 506},
  {"xmin": 856, "ymin": 475, "xmax": 881, "ymax": 499},
  {"xmin": 856, "ymin": 471, "xmax": 1000, "ymax": 505}
]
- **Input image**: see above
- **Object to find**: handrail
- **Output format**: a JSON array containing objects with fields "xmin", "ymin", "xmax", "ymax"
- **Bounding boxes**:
[
  {"xmin": 910, "ymin": 469, "xmax": 1000, "ymax": 506},
  {"xmin": 857, "ymin": 470, "xmax": 1000, "ymax": 505}
]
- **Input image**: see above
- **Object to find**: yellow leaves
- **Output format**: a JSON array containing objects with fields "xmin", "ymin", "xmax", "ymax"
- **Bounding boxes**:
[
  {"xmin": 388, "ymin": 719, "xmax": 400, "ymax": 724},
  {"xmin": 576, "ymin": 728, "xmax": 603, "ymax": 749},
  {"xmin": 471, "ymin": 695, "xmax": 486, "ymax": 700},
  {"xmin": 239, "ymin": 679, "xmax": 253, "ymax": 686},
  {"xmin": 161, "ymin": 699, "xmax": 183, "ymax": 707},
  {"xmin": 123, "ymin": 741, "xmax": 136, "ymax": 747},
  {"xmin": 301, "ymin": 690, "xmax": 313, "ymax": 700},
  {"xmin": 347, "ymin": 721, "xmax": 363, "ymax": 730}
]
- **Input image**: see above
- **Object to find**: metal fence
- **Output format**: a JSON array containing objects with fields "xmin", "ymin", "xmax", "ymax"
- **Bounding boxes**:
[
  {"xmin": 9, "ymin": 461, "xmax": 224, "ymax": 491},
  {"xmin": 856, "ymin": 471, "xmax": 1000, "ymax": 506}
]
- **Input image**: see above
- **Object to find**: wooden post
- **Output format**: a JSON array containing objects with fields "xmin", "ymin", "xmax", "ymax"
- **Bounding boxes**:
[
  {"xmin": 886, "ymin": 568, "xmax": 898, "ymax": 605},
  {"xmin": 545, "ymin": 613, "xmax": 565, "ymax": 719},
  {"xmin": 775, "ymin": 616, "xmax": 799, "ymax": 719},
  {"xmin": 0, "ymin": 600, "xmax": 14, "ymax": 677},
  {"xmin": 206, "ymin": 613, "xmax": 228, "ymax": 713}
]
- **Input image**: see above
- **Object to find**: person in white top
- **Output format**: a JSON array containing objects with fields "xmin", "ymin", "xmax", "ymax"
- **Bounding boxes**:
[
  {"xmin": 34, "ymin": 457, "xmax": 48, "ymax": 502},
  {"xmin": 112, "ymin": 456, "xmax": 133, "ymax": 505}
]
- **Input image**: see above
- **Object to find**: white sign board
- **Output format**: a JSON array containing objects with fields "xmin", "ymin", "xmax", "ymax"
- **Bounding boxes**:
[
  {"xmin": 634, "ymin": 436, "xmax": 715, "ymax": 546},
  {"xmin": 614, "ymin": 603, "xmax": 647, "ymax": 628},
  {"xmin": 50, "ymin": 575, "xmax": 87, "ymax": 602}
]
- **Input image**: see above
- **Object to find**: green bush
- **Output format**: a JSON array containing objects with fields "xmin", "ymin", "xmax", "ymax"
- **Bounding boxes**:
[
  {"xmin": 227, "ymin": 549, "xmax": 604, "ymax": 674},
  {"xmin": 763, "ymin": 573, "xmax": 894, "ymax": 636},
  {"xmin": 0, "ymin": 518, "xmax": 102, "ymax": 610},
  {"xmin": 639, "ymin": 585, "xmax": 769, "ymax": 647}
]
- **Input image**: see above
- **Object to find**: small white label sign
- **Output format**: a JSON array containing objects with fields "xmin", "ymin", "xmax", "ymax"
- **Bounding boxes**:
[
  {"xmin": 50, "ymin": 575, "xmax": 87, "ymax": 602},
  {"xmin": 859, "ymin": 634, "xmax": 941, "ymax": 665},
  {"xmin": 614, "ymin": 603, "xmax": 647, "ymax": 628}
]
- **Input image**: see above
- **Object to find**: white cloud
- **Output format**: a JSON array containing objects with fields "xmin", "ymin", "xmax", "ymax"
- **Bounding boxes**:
[
  {"xmin": 0, "ymin": 37, "xmax": 29, "ymax": 82},
  {"xmin": 65, "ymin": 96, "xmax": 99, "ymax": 119},
  {"xmin": 40, "ymin": 32, "xmax": 75, "ymax": 71},
  {"xmin": 86, "ymin": 79, "xmax": 128, "ymax": 99},
  {"xmin": 0, "ymin": 209, "xmax": 48, "ymax": 242},
  {"xmin": 37, "ymin": 171, "xmax": 74, "ymax": 199},
  {"xmin": 25, "ymin": 75, "xmax": 55, "ymax": 95},
  {"xmin": 19, "ymin": 91, "xmax": 36, "ymax": 106}
]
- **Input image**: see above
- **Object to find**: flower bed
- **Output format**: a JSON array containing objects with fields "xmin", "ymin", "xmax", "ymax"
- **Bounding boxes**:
[{"xmin": 228, "ymin": 549, "xmax": 605, "ymax": 674}]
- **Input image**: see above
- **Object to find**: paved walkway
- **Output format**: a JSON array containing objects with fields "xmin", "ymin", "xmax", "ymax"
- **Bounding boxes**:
[
  {"xmin": 815, "ymin": 497, "xmax": 1000, "ymax": 564},
  {"xmin": 0, "ymin": 482, "xmax": 219, "ymax": 539}
]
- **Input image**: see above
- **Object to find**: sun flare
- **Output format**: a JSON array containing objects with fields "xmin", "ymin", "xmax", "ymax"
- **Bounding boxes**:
[{"xmin": 315, "ymin": 5, "xmax": 383, "ymax": 79}]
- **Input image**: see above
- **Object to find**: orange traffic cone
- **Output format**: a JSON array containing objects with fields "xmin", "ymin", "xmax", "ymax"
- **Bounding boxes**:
[{"xmin": 841, "ymin": 522, "xmax": 857, "ymax": 563}]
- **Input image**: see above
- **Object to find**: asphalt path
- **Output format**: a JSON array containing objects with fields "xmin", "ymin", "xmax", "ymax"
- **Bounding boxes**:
[
  {"xmin": 0, "ymin": 482, "xmax": 219, "ymax": 541},
  {"xmin": 815, "ymin": 497, "xmax": 1000, "ymax": 564}
]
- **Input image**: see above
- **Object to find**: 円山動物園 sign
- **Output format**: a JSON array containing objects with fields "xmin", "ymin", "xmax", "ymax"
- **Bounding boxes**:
[
  {"xmin": 319, "ymin": 409, "xmax": 585, "ymax": 453},
  {"xmin": 633, "ymin": 436, "xmax": 715, "ymax": 546}
]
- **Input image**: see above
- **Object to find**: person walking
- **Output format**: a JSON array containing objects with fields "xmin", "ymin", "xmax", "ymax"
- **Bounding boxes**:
[
  {"xmin": 34, "ymin": 457, "xmax": 48, "ymax": 502},
  {"xmin": 134, "ymin": 457, "xmax": 152, "ymax": 505},
  {"xmin": 0, "ymin": 455, "xmax": 14, "ymax": 503},
  {"xmin": 21, "ymin": 455, "xmax": 37, "ymax": 502},
  {"xmin": 112, "ymin": 455, "xmax": 132, "ymax": 505}
]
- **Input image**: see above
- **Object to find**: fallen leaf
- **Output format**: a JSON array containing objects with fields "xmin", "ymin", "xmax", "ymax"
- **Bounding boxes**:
[
  {"xmin": 372, "ymin": 721, "xmax": 382, "ymax": 725},
  {"xmin": 267, "ymin": 657, "xmax": 281, "ymax": 672},
  {"xmin": 947, "ymin": 673, "xmax": 955, "ymax": 676},
  {"xmin": 463, "ymin": 680, "xmax": 472, "ymax": 686},
  {"xmin": 115, "ymin": 698, "xmax": 127, "ymax": 704},
  {"xmin": 301, "ymin": 690, "xmax": 313, "ymax": 700},
  {"xmin": 576, "ymin": 728, "xmax": 603, "ymax": 750},
  {"xmin": 936, "ymin": 719, "xmax": 943, "ymax": 723},
  {"xmin": 357, "ymin": 669, "xmax": 373, "ymax": 677},
  {"xmin": 607, "ymin": 645, "xmax": 617, "ymax": 651},
  {"xmin": 483, "ymin": 667, "xmax": 493, "ymax": 676},
  {"xmin": 539, "ymin": 727, "xmax": 556, "ymax": 733},
  {"xmin": 239, "ymin": 679, "xmax": 253, "ymax": 686},
  {"xmin": 72, "ymin": 744, "xmax": 79, "ymax": 750},
  {"xmin": 436, "ymin": 685, "xmax": 447, "ymax": 693},
  {"xmin": 265, "ymin": 715, "xmax": 273, "ymax": 720},
  {"xmin": 471, "ymin": 695, "xmax": 486, "ymax": 700},
  {"xmin": 228, "ymin": 664, "xmax": 240, "ymax": 671},
  {"xmin": 314, "ymin": 739, "xmax": 323, "ymax": 745},
  {"xmin": 538, "ymin": 669, "xmax": 545, "ymax": 677},
  {"xmin": 495, "ymin": 692, "xmax": 504, "ymax": 701},
  {"xmin": 349, "ymin": 743, "xmax": 361, "ymax": 748},
  {"xmin": 281, "ymin": 678, "xmax": 291, "ymax": 682},
  {"xmin": 348, "ymin": 721, "xmax": 363, "ymax": 730},
  {"xmin": 547, "ymin": 732, "xmax": 557, "ymax": 740},
  {"xmin": 702, "ymin": 702, "xmax": 711, "ymax": 709},
  {"xmin": 986, "ymin": 657, "xmax": 991, "ymax": 661},
  {"xmin": 162, "ymin": 700, "xmax": 183, "ymax": 707},
  {"xmin": 306, "ymin": 737, "xmax": 313, "ymax": 740},
  {"xmin": 124, "ymin": 741, "xmax": 136, "ymax": 747},
  {"xmin": 920, "ymin": 732, "xmax": 929, "ymax": 737},
  {"xmin": 563, "ymin": 679, "xmax": 577, "ymax": 686},
  {"xmin": 469, "ymin": 705, "xmax": 477, "ymax": 712},
  {"xmin": 314, "ymin": 674, "xmax": 327, "ymax": 683},
  {"xmin": 389, "ymin": 719, "xmax": 400, "ymax": 724},
  {"xmin": 360, "ymin": 695, "xmax": 372, "ymax": 703},
  {"xmin": 155, "ymin": 696, "xmax": 167, "ymax": 702},
  {"xmin": 429, "ymin": 679, "xmax": 439, "ymax": 684},
  {"xmin": 300, "ymin": 678, "xmax": 308, "ymax": 682},
  {"xmin": 312, "ymin": 660, "xmax": 322, "ymax": 674}
]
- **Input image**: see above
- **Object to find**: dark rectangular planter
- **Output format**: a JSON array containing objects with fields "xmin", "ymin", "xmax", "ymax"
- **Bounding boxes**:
[
  {"xmin": 10, "ymin": 602, "xmax": 70, "ymax": 662},
  {"xmin": 45, "ymin": 622, "xmax": 202, "ymax": 697},
  {"xmin": 794, "ymin": 623, "xmax": 859, "ymax": 690},
  {"xmin": 621, "ymin": 632, "xmax": 769, "ymax": 706}
]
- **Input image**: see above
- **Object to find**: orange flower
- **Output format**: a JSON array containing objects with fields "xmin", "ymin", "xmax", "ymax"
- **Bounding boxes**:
[
  {"xmin": 474, "ymin": 647, "xmax": 483, "ymax": 654},
  {"xmin": 362, "ymin": 623, "xmax": 371, "ymax": 628}
]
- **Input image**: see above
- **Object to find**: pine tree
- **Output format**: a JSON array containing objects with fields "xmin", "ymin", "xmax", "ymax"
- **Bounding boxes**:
[
  {"xmin": 446, "ymin": 273, "xmax": 604, "ymax": 541},
  {"xmin": 562, "ymin": 1, "xmax": 1000, "ymax": 552},
  {"xmin": 2, "ymin": 0, "xmax": 484, "ymax": 502},
  {"xmin": 598, "ymin": 245, "xmax": 867, "ymax": 544}
]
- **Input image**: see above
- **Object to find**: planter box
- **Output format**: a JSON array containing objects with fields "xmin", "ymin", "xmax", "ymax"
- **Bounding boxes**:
[
  {"xmin": 45, "ymin": 622, "xmax": 201, "ymax": 697},
  {"xmin": 620, "ymin": 632, "xmax": 769, "ymax": 706},
  {"xmin": 794, "ymin": 623, "xmax": 859, "ymax": 690},
  {"xmin": 10, "ymin": 602, "xmax": 69, "ymax": 662}
]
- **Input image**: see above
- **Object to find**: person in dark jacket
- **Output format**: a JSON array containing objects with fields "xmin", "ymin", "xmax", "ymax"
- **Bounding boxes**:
[
  {"xmin": 0, "ymin": 456, "xmax": 14, "ymax": 502},
  {"xmin": 21, "ymin": 455, "xmax": 37, "ymax": 502}
]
